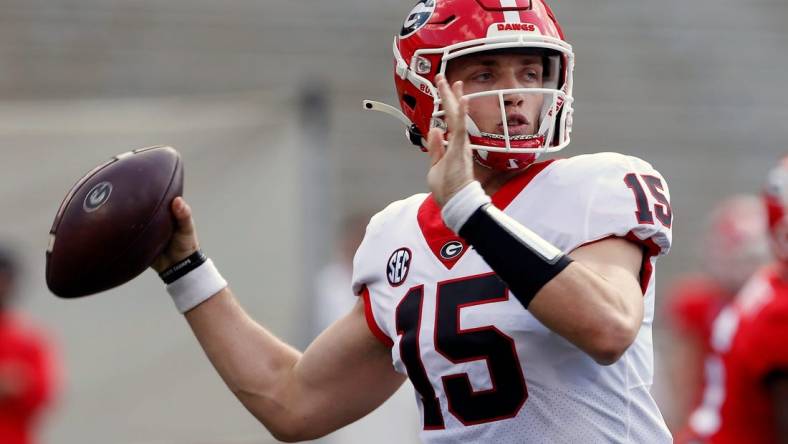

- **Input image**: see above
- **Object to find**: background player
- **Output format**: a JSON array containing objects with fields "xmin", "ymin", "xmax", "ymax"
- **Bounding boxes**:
[
  {"xmin": 0, "ymin": 247, "xmax": 59, "ymax": 444},
  {"xmin": 152, "ymin": 0, "xmax": 673, "ymax": 442},
  {"xmin": 666, "ymin": 195, "xmax": 770, "ymax": 433},
  {"xmin": 685, "ymin": 157, "xmax": 788, "ymax": 443}
]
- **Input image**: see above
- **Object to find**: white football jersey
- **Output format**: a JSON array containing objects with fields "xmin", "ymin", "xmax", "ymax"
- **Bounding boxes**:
[{"xmin": 352, "ymin": 152, "xmax": 673, "ymax": 443}]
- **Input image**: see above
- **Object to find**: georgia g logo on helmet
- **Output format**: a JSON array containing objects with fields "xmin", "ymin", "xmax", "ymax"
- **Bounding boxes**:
[{"xmin": 400, "ymin": 0, "xmax": 436, "ymax": 38}]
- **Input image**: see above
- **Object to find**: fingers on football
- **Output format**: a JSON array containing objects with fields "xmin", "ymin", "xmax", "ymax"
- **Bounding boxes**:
[
  {"xmin": 172, "ymin": 197, "xmax": 196, "ymax": 237},
  {"xmin": 426, "ymin": 127, "xmax": 446, "ymax": 166}
]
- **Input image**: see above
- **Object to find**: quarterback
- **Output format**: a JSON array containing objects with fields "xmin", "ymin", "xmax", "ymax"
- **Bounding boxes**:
[{"xmin": 153, "ymin": 0, "xmax": 673, "ymax": 442}]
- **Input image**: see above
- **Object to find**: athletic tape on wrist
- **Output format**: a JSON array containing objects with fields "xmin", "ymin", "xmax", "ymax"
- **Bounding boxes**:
[
  {"xmin": 458, "ymin": 204, "xmax": 572, "ymax": 309},
  {"xmin": 441, "ymin": 181, "xmax": 492, "ymax": 234},
  {"xmin": 166, "ymin": 259, "xmax": 228, "ymax": 314},
  {"xmin": 159, "ymin": 250, "xmax": 208, "ymax": 284}
]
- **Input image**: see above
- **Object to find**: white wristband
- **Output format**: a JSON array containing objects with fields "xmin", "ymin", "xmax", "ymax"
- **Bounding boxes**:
[
  {"xmin": 166, "ymin": 259, "xmax": 228, "ymax": 314},
  {"xmin": 441, "ymin": 181, "xmax": 492, "ymax": 233}
]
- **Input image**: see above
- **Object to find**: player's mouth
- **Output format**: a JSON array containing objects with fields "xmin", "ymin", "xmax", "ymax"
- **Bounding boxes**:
[{"xmin": 498, "ymin": 113, "xmax": 531, "ymax": 136}]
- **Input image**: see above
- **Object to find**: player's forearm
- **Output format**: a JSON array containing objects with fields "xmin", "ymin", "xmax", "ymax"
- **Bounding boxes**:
[
  {"xmin": 443, "ymin": 186, "xmax": 644, "ymax": 365},
  {"xmin": 184, "ymin": 288, "xmax": 305, "ymax": 438},
  {"xmin": 528, "ymin": 262, "xmax": 642, "ymax": 365}
]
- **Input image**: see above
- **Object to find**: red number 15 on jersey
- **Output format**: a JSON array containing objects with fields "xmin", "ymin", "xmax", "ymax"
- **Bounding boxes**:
[{"xmin": 624, "ymin": 173, "xmax": 672, "ymax": 228}]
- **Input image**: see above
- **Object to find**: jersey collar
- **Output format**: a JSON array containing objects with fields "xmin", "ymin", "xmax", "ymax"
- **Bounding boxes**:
[{"xmin": 417, "ymin": 159, "xmax": 557, "ymax": 269}]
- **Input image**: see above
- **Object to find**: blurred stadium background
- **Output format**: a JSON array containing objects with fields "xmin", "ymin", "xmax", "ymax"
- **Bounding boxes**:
[{"xmin": 1, "ymin": 0, "xmax": 786, "ymax": 442}]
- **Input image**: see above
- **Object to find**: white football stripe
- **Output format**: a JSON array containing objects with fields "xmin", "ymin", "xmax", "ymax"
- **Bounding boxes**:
[{"xmin": 500, "ymin": 0, "xmax": 521, "ymax": 23}]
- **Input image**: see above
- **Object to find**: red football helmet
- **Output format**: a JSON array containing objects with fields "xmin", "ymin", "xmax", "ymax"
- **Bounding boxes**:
[
  {"xmin": 764, "ymin": 156, "xmax": 788, "ymax": 261},
  {"xmin": 702, "ymin": 195, "xmax": 769, "ymax": 292},
  {"xmin": 364, "ymin": 0, "xmax": 575, "ymax": 171}
]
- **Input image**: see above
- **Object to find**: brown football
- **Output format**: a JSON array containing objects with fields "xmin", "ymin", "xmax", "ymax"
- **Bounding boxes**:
[{"xmin": 46, "ymin": 146, "xmax": 184, "ymax": 298}]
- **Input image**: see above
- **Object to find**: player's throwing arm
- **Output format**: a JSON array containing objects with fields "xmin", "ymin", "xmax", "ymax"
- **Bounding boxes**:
[{"xmin": 149, "ymin": 198, "xmax": 407, "ymax": 441}]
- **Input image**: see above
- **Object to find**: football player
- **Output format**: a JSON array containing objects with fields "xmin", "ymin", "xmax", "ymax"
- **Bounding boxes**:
[
  {"xmin": 0, "ymin": 247, "xmax": 59, "ymax": 444},
  {"xmin": 153, "ymin": 0, "xmax": 674, "ymax": 442},
  {"xmin": 666, "ymin": 196, "xmax": 769, "ymax": 435},
  {"xmin": 685, "ymin": 158, "xmax": 788, "ymax": 443}
]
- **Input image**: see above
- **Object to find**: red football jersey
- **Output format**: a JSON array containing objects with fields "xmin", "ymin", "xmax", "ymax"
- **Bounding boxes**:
[
  {"xmin": 667, "ymin": 274, "xmax": 731, "ymax": 351},
  {"xmin": 0, "ymin": 312, "xmax": 59, "ymax": 444},
  {"xmin": 667, "ymin": 275, "xmax": 731, "ymax": 443},
  {"xmin": 688, "ymin": 266, "xmax": 788, "ymax": 443}
]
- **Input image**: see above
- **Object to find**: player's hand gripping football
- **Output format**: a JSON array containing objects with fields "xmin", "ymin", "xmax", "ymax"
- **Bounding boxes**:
[
  {"xmin": 426, "ymin": 75, "xmax": 475, "ymax": 207},
  {"xmin": 151, "ymin": 197, "xmax": 201, "ymax": 273}
]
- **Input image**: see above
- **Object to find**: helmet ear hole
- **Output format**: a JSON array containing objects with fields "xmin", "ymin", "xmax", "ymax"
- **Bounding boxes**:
[{"xmin": 402, "ymin": 94, "xmax": 418, "ymax": 112}]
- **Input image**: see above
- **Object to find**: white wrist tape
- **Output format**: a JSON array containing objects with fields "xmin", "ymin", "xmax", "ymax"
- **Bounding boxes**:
[
  {"xmin": 441, "ymin": 181, "xmax": 492, "ymax": 233},
  {"xmin": 166, "ymin": 259, "xmax": 228, "ymax": 314}
]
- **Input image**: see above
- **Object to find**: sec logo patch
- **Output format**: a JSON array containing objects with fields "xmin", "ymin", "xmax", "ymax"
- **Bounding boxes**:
[{"xmin": 387, "ymin": 248, "xmax": 412, "ymax": 287}]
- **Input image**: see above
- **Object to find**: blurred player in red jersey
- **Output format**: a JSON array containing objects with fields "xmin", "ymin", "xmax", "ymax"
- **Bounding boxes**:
[
  {"xmin": 685, "ymin": 157, "xmax": 788, "ymax": 443},
  {"xmin": 0, "ymin": 247, "xmax": 59, "ymax": 444},
  {"xmin": 667, "ymin": 195, "xmax": 770, "ymax": 434}
]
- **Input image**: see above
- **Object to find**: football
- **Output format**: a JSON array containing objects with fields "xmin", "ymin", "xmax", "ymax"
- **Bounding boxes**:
[{"xmin": 46, "ymin": 146, "xmax": 184, "ymax": 298}]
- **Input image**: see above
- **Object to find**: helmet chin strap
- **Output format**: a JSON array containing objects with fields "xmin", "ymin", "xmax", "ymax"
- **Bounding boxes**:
[
  {"xmin": 464, "ymin": 116, "xmax": 488, "ymax": 161},
  {"xmin": 466, "ymin": 115, "xmax": 482, "ymax": 137}
]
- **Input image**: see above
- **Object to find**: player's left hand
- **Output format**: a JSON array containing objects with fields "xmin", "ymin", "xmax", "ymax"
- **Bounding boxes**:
[{"xmin": 425, "ymin": 74, "xmax": 475, "ymax": 207}]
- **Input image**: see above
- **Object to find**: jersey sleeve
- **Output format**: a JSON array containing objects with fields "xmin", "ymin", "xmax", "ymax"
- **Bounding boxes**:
[
  {"xmin": 533, "ymin": 153, "xmax": 672, "ymax": 293},
  {"xmin": 351, "ymin": 195, "xmax": 427, "ymax": 348},
  {"xmin": 351, "ymin": 215, "xmax": 380, "ymax": 298},
  {"xmin": 739, "ymin": 303, "xmax": 788, "ymax": 381},
  {"xmin": 351, "ymin": 194, "xmax": 426, "ymax": 297},
  {"xmin": 350, "ymin": 212, "xmax": 394, "ymax": 347},
  {"xmin": 577, "ymin": 152, "xmax": 673, "ymax": 256}
]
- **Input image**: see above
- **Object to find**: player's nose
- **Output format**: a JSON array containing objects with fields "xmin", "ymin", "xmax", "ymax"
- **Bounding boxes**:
[{"xmin": 501, "ymin": 72, "xmax": 527, "ymax": 107}]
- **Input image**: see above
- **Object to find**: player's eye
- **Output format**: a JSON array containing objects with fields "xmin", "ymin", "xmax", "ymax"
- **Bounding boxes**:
[
  {"xmin": 471, "ymin": 71, "xmax": 493, "ymax": 82},
  {"xmin": 522, "ymin": 70, "xmax": 540, "ymax": 82}
]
